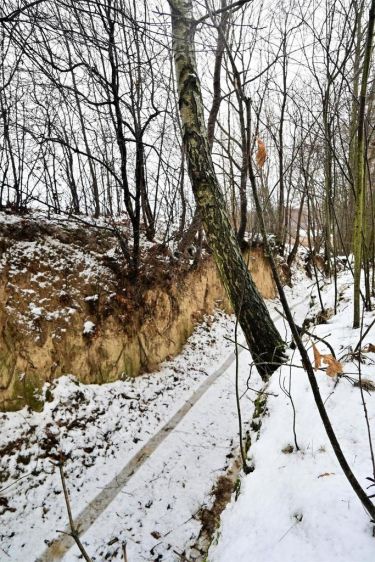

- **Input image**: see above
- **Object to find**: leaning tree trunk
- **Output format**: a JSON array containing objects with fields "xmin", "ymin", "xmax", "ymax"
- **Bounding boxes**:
[
  {"xmin": 178, "ymin": 0, "xmax": 227, "ymax": 256},
  {"xmin": 169, "ymin": 0, "xmax": 285, "ymax": 379}
]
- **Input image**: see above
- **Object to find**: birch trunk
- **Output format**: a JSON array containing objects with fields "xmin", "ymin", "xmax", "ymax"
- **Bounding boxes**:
[{"xmin": 169, "ymin": 0, "xmax": 286, "ymax": 378}]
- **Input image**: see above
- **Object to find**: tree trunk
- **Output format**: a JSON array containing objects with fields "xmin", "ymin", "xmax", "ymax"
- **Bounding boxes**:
[
  {"xmin": 169, "ymin": 0, "xmax": 285, "ymax": 379},
  {"xmin": 277, "ymin": 32, "xmax": 288, "ymax": 252},
  {"xmin": 353, "ymin": 0, "xmax": 375, "ymax": 327},
  {"xmin": 287, "ymin": 191, "xmax": 305, "ymax": 268},
  {"xmin": 178, "ymin": 0, "xmax": 228, "ymax": 256},
  {"xmin": 322, "ymin": 92, "xmax": 333, "ymax": 275}
]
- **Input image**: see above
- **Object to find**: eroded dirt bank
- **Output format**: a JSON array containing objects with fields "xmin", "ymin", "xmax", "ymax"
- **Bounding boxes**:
[{"xmin": 0, "ymin": 213, "xmax": 276, "ymax": 411}]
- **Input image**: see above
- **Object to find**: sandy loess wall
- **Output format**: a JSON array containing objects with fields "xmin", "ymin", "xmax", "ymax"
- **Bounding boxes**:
[{"xmin": 0, "ymin": 215, "xmax": 276, "ymax": 411}]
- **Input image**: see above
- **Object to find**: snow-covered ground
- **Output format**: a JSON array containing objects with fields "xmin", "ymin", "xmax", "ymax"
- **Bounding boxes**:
[
  {"xmin": 209, "ymin": 272, "xmax": 375, "ymax": 562},
  {"xmin": 1, "ymin": 310, "xmax": 238, "ymax": 561},
  {"xmin": 2, "ymin": 265, "xmax": 373, "ymax": 562},
  {"xmin": 0, "ymin": 273, "xmax": 307, "ymax": 562}
]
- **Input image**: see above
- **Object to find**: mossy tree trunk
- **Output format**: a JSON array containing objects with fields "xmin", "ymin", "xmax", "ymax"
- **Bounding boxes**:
[
  {"xmin": 169, "ymin": 0, "xmax": 286, "ymax": 379},
  {"xmin": 353, "ymin": 0, "xmax": 375, "ymax": 328}
]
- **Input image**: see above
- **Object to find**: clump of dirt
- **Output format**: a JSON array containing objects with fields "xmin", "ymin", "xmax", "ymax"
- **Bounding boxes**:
[
  {"xmin": 303, "ymin": 307, "xmax": 334, "ymax": 330},
  {"xmin": 199, "ymin": 473, "xmax": 238, "ymax": 535},
  {"xmin": 186, "ymin": 455, "xmax": 242, "ymax": 561},
  {"xmin": 302, "ymin": 251, "xmax": 325, "ymax": 278}
]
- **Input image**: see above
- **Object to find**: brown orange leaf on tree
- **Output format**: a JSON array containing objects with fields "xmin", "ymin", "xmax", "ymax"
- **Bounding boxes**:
[{"xmin": 256, "ymin": 138, "xmax": 267, "ymax": 168}]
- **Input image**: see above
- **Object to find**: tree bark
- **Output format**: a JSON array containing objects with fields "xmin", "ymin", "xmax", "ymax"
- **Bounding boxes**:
[
  {"xmin": 178, "ymin": 0, "xmax": 228, "ymax": 255},
  {"xmin": 169, "ymin": 0, "xmax": 286, "ymax": 379},
  {"xmin": 353, "ymin": 0, "xmax": 375, "ymax": 327}
]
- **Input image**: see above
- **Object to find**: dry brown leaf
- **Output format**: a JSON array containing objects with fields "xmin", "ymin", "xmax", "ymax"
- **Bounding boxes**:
[
  {"xmin": 318, "ymin": 472, "xmax": 335, "ymax": 478},
  {"xmin": 354, "ymin": 378, "xmax": 375, "ymax": 392},
  {"xmin": 322, "ymin": 355, "xmax": 343, "ymax": 377},
  {"xmin": 312, "ymin": 343, "xmax": 322, "ymax": 370},
  {"xmin": 322, "ymin": 354, "xmax": 334, "ymax": 363},
  {"xmin": 365, "ymin": 343, "xmax": 375, "ymax": 353},
  {"xmin": 256, "ymin": 138, "xmax": 267, "ymax": 168},
  {"xmin": 312, "ymin": 344, "xmax": 342, "ymax": 377}
]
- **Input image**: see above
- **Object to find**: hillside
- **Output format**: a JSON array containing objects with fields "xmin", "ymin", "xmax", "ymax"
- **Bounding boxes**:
[{"xmin": 0, "ymin": 211, "xmax": 276, "ymax": 411}]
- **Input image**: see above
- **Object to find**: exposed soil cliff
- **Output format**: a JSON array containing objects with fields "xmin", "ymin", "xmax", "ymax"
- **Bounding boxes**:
[{"xmin": 0, "ymin": 213, "xmax": 276, "ymax": 411}]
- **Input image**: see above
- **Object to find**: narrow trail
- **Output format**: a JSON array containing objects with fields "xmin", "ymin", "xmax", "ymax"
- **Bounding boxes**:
[
  {"xmin": 37, "ymin": 344, "xmax": 246, "ymax": 561},
  {"xmin": 38, "ymin": 300, "xmax": 305, "ymax": 561}
]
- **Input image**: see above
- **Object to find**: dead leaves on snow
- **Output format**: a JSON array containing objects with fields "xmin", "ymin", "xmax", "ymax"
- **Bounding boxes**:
[
  {"xmin": 318, "ymin": 472, "xmax": 335, "ymax": 478},
  {"xmin": 312, "ymin": 344, "xmax": 343, "ymax": 377},
  {"xmin": 353, "ymin": 378, "xmax": 375, "ymax": 392}
]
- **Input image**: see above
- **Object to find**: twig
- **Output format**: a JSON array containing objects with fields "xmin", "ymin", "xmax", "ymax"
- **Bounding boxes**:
[
  {"xmin": 355, "ymin": 316, "xmax": 375, "ymax": 352},
  {"xmin": 244, "ymin": 385, "xmax": 278, "ymax": 398},
  {"xmin": 122, "ymin": 541, "xmax": 128, "ymax": 562},
  {"xmin": 223, "ymin": 335, "xmax": 248, "ymax": 351},
  {"xmin": 0, "ymin": 472, "xmax": 32, "ymax": 494},
  {"xmin": 234, "ymin": 251, "xmax": 251, "ymax": 474},
  {"xmin": 57, "ymin": 461, "xmax": 93, "ymax": 562},
  {"xmin": 278, "ymin": 347, "xmax": 300, "ymax": 451},
  {"xmin": 357, "ymin": 314, "xmax": 375, "ymax": 480},
  {"xmin": 0, "ymin": 546, "xmax": 11, "ymax": 558},
  {"xmin": 275, "ymin": 307, "xmax": 337, "ymax": 358}
]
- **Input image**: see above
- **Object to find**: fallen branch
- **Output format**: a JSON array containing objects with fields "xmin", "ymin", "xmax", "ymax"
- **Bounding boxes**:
[
  {"xmin": 57, "ymin": 460, "xmax": 93, "ymax": 562},
  {"xmin": 122, "ymin": 541, "xmax": 128, "ymax": 562}
]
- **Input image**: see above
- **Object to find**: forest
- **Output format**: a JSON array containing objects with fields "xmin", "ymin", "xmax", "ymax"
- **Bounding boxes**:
[{"xmin": 1, "ymin": 0, "xmax": 375, "ymax": 561}]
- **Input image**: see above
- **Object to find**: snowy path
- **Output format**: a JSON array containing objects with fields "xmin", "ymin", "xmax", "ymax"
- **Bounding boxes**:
[
  {"xmin": 36, "ymin": 341, "xmax": 248, "ymax": 561},
  {"xmin": 37, "ymin": 297, "xmax": 307, "ymax": 562},
  {"xmin": 54, "ymin": 344, "xmax": 253, "ymax": 562}
]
